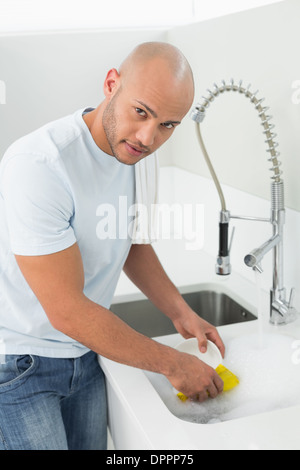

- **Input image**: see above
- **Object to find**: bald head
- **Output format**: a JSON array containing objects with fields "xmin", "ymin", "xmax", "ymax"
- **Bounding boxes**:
[{"xmin": 119, "ymin": 41, "xmax": 194, "ymax": 92}]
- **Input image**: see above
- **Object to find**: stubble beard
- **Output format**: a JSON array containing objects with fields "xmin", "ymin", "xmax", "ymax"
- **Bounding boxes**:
[
  {"xmin": 102, "ymin": 89, "xmax": 136, "ymax": 165},
  {"xmin": 102, "ymin": 97, "xmax": 119, "ymax": 158}
]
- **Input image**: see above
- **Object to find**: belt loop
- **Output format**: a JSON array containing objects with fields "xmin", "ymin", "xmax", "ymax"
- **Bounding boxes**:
[{"xmin": 0, "ymin": 354, "xmax": 6, "ymax": 364}]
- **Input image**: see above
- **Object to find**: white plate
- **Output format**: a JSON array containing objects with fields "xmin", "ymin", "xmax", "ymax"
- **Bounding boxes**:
[{"xmin": 175, "ymin": 338, "xmax": 222, "ymax": 369}]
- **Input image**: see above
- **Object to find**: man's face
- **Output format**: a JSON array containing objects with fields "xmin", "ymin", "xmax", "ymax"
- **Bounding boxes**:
[{"xmin": 102, "ymin": 60, "xmax": 194, "ymax": 165}]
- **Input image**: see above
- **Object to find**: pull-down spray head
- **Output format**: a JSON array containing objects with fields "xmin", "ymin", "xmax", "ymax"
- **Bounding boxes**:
[{"xmin": 216, "ymin": 210, "xmax": 232, "ymax": 276}]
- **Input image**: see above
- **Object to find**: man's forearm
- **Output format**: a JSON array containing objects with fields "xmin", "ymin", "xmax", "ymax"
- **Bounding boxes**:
[
  {"xmin": 123, "ymin": 244, "xmax": 190, "ymax": 321},
  {"xmin": 52, "ymin": 293, "xmax": 180, "ymax": 377}
]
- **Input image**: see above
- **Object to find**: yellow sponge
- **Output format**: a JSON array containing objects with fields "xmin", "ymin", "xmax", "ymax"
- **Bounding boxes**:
[
  {"xmin": 215, "ymin": 364, "xmax": 239, "ymax": 392},
  {"xmin": 177, "ymin": 392, "xmax": 189, "ymax": 402},
  {"xmin": 177, "ymin": 364, "xmax": 239, "ymax": 401}
]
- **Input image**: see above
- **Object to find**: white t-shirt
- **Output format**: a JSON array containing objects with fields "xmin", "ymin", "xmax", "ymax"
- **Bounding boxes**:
[{"xmin": 0, "ymin": 108, "xmax": 135, "ymax": 357}]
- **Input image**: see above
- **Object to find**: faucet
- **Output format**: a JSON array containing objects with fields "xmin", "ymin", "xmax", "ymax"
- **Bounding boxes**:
[{"xmin": 190, "ymin": 79, "xmax": 298, "ymax": 325}]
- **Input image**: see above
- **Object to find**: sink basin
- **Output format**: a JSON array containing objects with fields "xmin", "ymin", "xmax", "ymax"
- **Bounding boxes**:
[
  {"xmin": 111, "ymin": 290, "xmax": 256, "ymax": 337},
  {"xmin": 101, "ymin": 322, "xmax": 300, "ymax": 449}
]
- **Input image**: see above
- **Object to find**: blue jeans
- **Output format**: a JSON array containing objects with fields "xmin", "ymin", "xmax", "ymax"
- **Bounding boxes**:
[{"xmin": 0, "ymin": 350, "xmax": 107, "ymax": 450}]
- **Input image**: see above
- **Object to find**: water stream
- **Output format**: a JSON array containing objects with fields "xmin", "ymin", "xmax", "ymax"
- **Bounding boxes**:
[{"xmin": 254, "ymin": 269, "xmax": 265, "ymax": 349}]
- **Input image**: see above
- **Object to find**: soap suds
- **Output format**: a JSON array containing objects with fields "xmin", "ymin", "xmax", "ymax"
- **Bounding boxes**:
[{"xmin": 146, "ymin": 333, "xmax": 300, "ymax": 424}]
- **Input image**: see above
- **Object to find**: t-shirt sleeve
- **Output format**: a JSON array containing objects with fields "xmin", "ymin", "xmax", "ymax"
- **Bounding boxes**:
[{"xmin": 1, "ymin": 154, "xmax": 77, "ymax": 256}]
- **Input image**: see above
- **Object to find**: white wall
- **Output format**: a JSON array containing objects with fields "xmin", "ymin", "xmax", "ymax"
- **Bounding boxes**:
[
  {"xmin": 167, "ymin": 0, "xmax": 300, "ymax": 212},
  {"xmin": 0, "ymin": 28, "xmax": 170, "ymax": 164}
]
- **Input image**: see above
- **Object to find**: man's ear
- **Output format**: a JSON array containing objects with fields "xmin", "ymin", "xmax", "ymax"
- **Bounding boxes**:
[{"xmin": 103, "ymin": 68, "xmax": 121, "ymax": 98}]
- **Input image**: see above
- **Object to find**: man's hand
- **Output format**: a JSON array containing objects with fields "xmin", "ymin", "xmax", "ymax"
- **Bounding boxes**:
[
  {"xmin": 166, "ymin": 351, "xmax": 224, "ymax": 402},
  {"xmin": 172, "ymin": 309, "xmax": 225, "ymax": 358}
]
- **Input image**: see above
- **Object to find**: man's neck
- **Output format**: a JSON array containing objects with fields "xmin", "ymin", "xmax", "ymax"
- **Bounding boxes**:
[{"xmin": 82, "ymin": 104, "xmax": 113, "ymax": 156}]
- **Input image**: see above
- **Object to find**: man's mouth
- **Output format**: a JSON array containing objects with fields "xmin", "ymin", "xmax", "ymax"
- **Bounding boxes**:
[{"xmin": 124, "ymin": 142, "xmax": 148, "ymax": 158}]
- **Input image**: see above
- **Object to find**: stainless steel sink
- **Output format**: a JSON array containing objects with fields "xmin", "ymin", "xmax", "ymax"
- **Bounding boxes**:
[{"xmin": 111, "ymin": 290, "xmax": 256, "ymax": 338}]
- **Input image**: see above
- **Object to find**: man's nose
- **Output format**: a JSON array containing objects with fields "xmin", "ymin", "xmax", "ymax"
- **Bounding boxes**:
[{"xmin": 135, "ymin": 122, "xmax": 157, "ymax": 147}]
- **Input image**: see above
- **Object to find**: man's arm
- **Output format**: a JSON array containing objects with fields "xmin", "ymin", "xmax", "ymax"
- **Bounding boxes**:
[
  {"xmin": 123, "ymin": 244, "xmax": 225, "ymax": 357},
  {"xmin": 15, "ymin": 243, "xmax": 223, "ymax": 401}
]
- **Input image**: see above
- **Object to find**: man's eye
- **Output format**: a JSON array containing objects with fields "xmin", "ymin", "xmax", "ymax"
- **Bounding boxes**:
[
  {"xmin": 162, "ymin": 122, "xmax": 174, "ymax": 129},
  {"xmin": 136, "ymin": 108, "xmax": 147, "ymax": 117}
]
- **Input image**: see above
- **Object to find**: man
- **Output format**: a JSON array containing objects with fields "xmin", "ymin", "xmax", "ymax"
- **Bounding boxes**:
[{"xmin": 0, "ymin": 42, "xmax": 225, "ymax": 450}]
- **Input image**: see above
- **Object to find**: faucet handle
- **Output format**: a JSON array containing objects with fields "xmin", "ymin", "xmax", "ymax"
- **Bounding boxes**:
[
  {"xmin": 288, "ymin": 288, "xmax": 295, "ymax": 309},
  {"xmin": 253, "ymin": 263, "xmax": 263, "ymax": 274}
]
